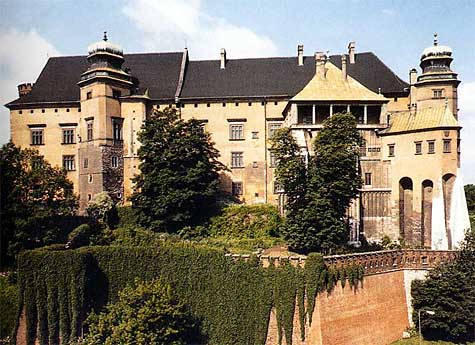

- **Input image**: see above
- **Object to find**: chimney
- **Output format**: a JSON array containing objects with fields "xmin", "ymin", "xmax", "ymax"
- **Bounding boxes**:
[
  {"xmin": 220, "ymin": 48, "xmax": 226, "ymax": 69},
  {"xmin": 409, "ymin": 68, "xmax": 418, "ymax": 85},
  {"xmin": 341, "ymin": 55, "xmax": 347, "ymax": 80},
  {"xmin": 18, "ymin": 83, "xmax": 33, "ymax": 97},
  {"xmin": 297, "ymin": 44, "xmax": 304, "ymax": 66},
  {"xmin": 315, "ymin": 52, "xmax": 327, "ymax": 79},
  {"xmin": 348, "ymin": 41, "xmax": 356, "ymax": 64}
]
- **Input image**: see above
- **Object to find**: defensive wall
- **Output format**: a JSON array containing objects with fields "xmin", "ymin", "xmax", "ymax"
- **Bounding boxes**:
[{"xmin": 228, "ymin": 249, "xmax": 457, "ymax": 345}]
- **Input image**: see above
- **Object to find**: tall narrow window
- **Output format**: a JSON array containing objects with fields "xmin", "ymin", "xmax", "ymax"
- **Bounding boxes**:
[
  {"xmin": 87, "ymin": 122, "xmax": 93, "ymax": 141},
  {"xmin": 415, "ymin": 141, "xmax": 422, "ymax": 155},
  {"xmin": 427, "ymin": 140, "xmax": 435, "ymax": 154},
  {"xmin": 231, "ymin": 152, "xmax": 244, "ymax": 168},
  {"xmin": 269, "ymin": 123, "xmax": 282, "ymax": 138},
  {"xmin": 62, "ymin": 155, "xmax": 75, "ymax": 171},
  {"xmin": 229, "ymin": 124, "xmax": 244, "ymax": 140},
  {"xmin": 112, "ymin": 118, "xmax": 123, "ymax": 141},
  {"xmin": 84, "ymin": 158, "xmax": 88, "ymax": 168},
  {"xmin": 232, "ymin": 182, "xmax": 243, "ymax": 196},
  {"xmin": 111, "ymin": 156, "xmax": 119, "ymax": 168},
  {"xmin": 443, "ymin": 139, "xmax": 451, "ymax": 153},
  {"xmin": 62, "ymin": 129, "xmax": 75, "ymax": 144},
  {"xmin": 364, "ymin": 172, "xmax": 372, "ymax": 186},
  {"xmin": 388, "ymin": 144, "xmax": 395, "ymax": 157},
  {"xmin": 270, "ymin": 152, "xmax": 278, "ymax": 168},
  {"xmin": 31, "ymin": 129, "xmax": 44, "ymax": 145}
]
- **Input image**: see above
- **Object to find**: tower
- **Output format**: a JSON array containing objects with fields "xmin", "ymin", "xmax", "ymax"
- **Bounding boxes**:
[
  {"xmin": 411, "ymin": 34, "xmax": 460, "ymax": 116},
  {"xmin": 77, "ymin": 33, "xmax": 133, "ymax": 210}
]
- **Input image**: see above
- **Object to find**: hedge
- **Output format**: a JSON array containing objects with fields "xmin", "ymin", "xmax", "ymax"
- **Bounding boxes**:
[{"xmin": 16, "ymin": 242, "xmax": 363, "ymax": 345}]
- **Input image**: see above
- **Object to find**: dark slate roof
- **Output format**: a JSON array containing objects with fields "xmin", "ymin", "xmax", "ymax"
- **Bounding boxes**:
[
  {"xmin": 180, "ymin": 52, "xmax": 409, "ymax": 99},
  {"xmin": 7, "ymin": 52, "xmax": 184, "ymax": 107},
  {"xmin": 329, "ymin": 53, "xmax": 409, "ymax": 94}
]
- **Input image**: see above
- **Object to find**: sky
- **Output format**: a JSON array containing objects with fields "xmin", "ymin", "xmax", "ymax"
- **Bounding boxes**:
[{"xmin": 0, "ymin": 0, "xmax": 474, "ymax": 179}]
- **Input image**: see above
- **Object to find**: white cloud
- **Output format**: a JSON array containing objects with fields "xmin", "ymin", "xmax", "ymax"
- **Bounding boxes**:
[
  {"xmin": 0, "ymin": 28, "xmax": 60, "ymax": 144},
  {"xmin": 122, "ymin": 0, "xmax": 279, "ymax": 59},
  {"xmin": 458, "ymin": 81, "xmax": 475, "ymax": 183}
]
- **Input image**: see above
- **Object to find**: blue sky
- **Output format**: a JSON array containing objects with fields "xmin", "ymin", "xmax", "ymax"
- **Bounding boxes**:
[{"xmin": 1, "ymin": 0, "xmax": 475, "ymax": 179}]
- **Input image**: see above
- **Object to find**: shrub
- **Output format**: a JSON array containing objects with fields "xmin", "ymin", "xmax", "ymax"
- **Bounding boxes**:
[
  {"xmin": 66, "ymin": 224, "xmax": 94, "ymax": 249},
  {"xmin": 0, "ymin": 273, "xmax": 18, "ymax": 342},
  {"xmin": 83, "ymin": 279, "xmax": 203, "ymax": 345},
  {"xmin": 208, "ymin": 204, "xmax": 281, "ymax": 239}
]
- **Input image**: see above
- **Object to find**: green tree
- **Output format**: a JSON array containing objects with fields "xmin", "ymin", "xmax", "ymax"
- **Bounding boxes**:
[
  {"xmin": 83, "ymin": 279, "xmax": 202, "ymax": 345},
  {"xmin": 0, "ymin": 142, "xmax": 78, "ymax": 267},
  {"xmin": 271, "ymin": 113, "xmax": 363, "ymax": 253},
  {"xmin": 411, "ymin": 230, "xmax": 475, "ymax": 343},
  {"xmin": 464, "ymin": 184, "xmax": 475, "ymax": 214},
  {"xmin": 131, "ymin": 107, "xmax": 224, "ymax": 233}
]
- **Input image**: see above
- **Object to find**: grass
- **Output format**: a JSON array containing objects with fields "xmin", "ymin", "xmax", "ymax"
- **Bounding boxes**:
[{"xmin": 392, "ymin": 337, "xmax": 467, "ymax": 344}]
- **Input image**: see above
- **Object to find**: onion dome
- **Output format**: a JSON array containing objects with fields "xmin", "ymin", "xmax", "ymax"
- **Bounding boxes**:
[
  {"xmin": 87, "ymin": 32, "xmax": 123, "ymax": 56},
  {"xmin": 418, "ymin": 33, "xmax": 456, "ymax": 81},
  {"xmin": 421, "ymin": 33, "xmax": 452, "ymax": 61}
]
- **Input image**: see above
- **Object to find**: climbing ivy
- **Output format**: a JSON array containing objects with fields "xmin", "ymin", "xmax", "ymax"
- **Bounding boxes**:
[{"xmin": 15, "ymin": 244, "xmax": 363, "ymax": 345}]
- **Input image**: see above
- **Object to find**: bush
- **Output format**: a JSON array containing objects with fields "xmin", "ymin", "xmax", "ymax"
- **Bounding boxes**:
[
  {"xmin": 116, "ymin": 206, "xmax": 141, "ymax": 228},
  {"xmin": 66, "ymin": 224, "xmax": 94, "ymax": 249},
  {"xmin": 208, "ymin": 204, "xmax": 281, "ymax": 239},
  {"xmin": 0, "ymin": 273, "xmax": 18, "ymax": 342},
  {"xmin": 83, "ymin": 279, "xmax": 203, "ymax": 345}
]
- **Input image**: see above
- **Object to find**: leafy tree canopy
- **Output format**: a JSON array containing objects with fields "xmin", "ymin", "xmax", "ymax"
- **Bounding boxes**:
[
  {"xmin": 83, "ymin": 279, "xmax": 203, "ymax": 345},
  {"xmin": 131, "ymin": 107, "xmax": 224, "ymax": 233},
  {"xmin": 411, "ymin": 230, "xmax": 475, "ymax": 343},
  {"xmin": 464, "ymin": 184, "xmax": 475, "ymax": 214},
  {"xmin": 0, "ymin": 142, "xmax": 78, "ymax": 267},
  {"xmin": 271, "ymin": 113, "xmax": 363, "ymax": 253}
]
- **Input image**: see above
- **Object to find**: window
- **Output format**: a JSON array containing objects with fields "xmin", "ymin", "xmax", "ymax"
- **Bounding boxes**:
[
  {"xmin": 443, "ymin": 139, "xmax": 452, "ymax": 153},
  {"xmin": 388, "ymin": 144, "xmax": 395, "ymax": 157},
  {"xmin": 415, "ymin": 141, "xmax": 422, "ymax": 155},
  {"xmin": 112, "ymin": 89, "xmax": 121, "ymax": 99},
  {"xmin": 229, "ymin": 124, "xmax": 244, "ymax": 140},
  {"xmin": 248, "ymin": 102, "xmax": 252, "ymax": 106},
  {"xmin": 87, "ymin": 122, "xmax": 93, "ymax": 141},
  {"xmin": 62, "ymin": 129, "xmax": 75, "ymax": 144},
  {"xmin": 252, "ymin": 131, "xmax": 259, "ymax": 139},
  {"xmin": 86, "ymin": 91, "xmax": 92, "ymax": 100},
  {"xmin": 269, "ymin": 123, "xmax": 282, "ymax": 138},
  {"xmin": 84, "ymin": 158, "xmax": 88, "ymax": 168},
  {"xmin": 433, "ymin": 89, "xmax": 444, "ymax": 99},
  {"xmin": 235, "ymin": 102, "xmax": 239, "ymax": 107},
  {"xmin": 270, "ymin": 152, "xmax": 278, "ymax": 168},
  {"xmin": 88, "ymin": 194, "xmax": 92, "ymax": 201},
  {"xmin": 364, "ymin": 172, "xmax": 372, "ymax": 186},
  {"xmin": 111, "ymin": 156, "xmax": 119, "ymax": 168},
  {"xmin": 63, "ymin": 155, "xmax": 75, "ymax": 171},
  {"xmin": 428, "ymin": 140, "xmax": 435, "ymax": 154},
  {"xmin": 231, "ymin": 152, "xmax": 244, "ymax": 168},
  {"xmin": 232, "ymin": 182, "xmax": 243, "ymax": 196},
  {"xmin": 112, "ymin": 118, "xmax": 123, "ymax": 141},
  {"xmin": 222, "ymin": 102, "xmax": 226, "ymax": 107},
  {"xmin": 31, "ymin": 129, "xmax": 44, "ymax": 145},
  {"xmin": 88, "ymin": 174, "xmax": 93, "ymax": 183},
  {"xmin": 32, "ymin": 156, "xmax": 43, "ymax": 169},
  {"xmin": 274, "ymin": 182, "xmax": 284, "ymax": 194}
]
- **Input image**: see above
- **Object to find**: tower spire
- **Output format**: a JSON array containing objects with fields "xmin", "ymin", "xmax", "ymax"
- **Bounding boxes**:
[
  {"xmin": 103, "ymin": 31, "xmax": 108, "ymax": 42},
  {"xmin": 433, "ymin": 32, "xmax": 438, "ymax": 46}
]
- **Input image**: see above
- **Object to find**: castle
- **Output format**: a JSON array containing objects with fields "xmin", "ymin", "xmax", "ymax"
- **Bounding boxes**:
[{"xmin": 6, "ymin": 33, "xmax": 470, "ymax": 249}]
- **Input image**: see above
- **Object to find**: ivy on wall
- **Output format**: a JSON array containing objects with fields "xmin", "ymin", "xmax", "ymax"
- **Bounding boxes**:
[{"xmin": 16, "ymin": 243, "xmax": 363, "ymax": 345}]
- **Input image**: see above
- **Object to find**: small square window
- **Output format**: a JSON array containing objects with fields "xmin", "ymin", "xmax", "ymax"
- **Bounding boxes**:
[
  {"xmin": 252, "ymin": 161, "xmax": 258, "ymax": 168},
  {"xmin": 364, "ymin": 172, "xmax": 372, "ymax": 186},
  {"xmin": 54, "ymin": 109, "xmax": 58, "ymax": 113},
  {"xmin": 232, "ymin": 182, "xmax": 243, "ymax": 196},
  {"xmin": 86, "ymin": 91, "xmax": 92, "ymax": 100},
  {"xmin": 63, "ymin": 155, "xmax": 75, "ymax": 171},
  {"xmin": 222, "ymin": 102, "xmax": 226, "ymax": 107},
  {"xmin": 19, "ymin": 110, "xmax": 23, "ymax": 114},
  {"xmin": 274, "ymin": 101, "xmax": 278, "ymax": 106},
  {"xmin": 432, "ymin": 89, "xmax": 444, "ymax": 99},
  {"xmin": 261, "ymin": 101, "xmax": 265, "ymax": 106},
  {"xmin": 30, "ymin": 110, "xmax": 34, "ymax": 114},
  {"xmin": 443, "ymin": 139, "xmax": 451, "ymax": 153},
  {"xmin": 207, "ymin": 103, "xmax": 210, "ymax": 107},
  {"xmin": 415, "ymin": 142, "xmax": 422, "ymax": 155},
  {"xmin": 41, "ymin": 109, "xmax": 45, "ymax": 113},
  {"xmin": 388, "ymin": 144, "xmax": 395, "ymax": 157},
  {"xmin": 428, "ymin": 140, "xmax": 435, "ymax": 154},
  {"xmin": 66, "ymin": 108, "xmax": 70, "ymax": 112},
  {"xmin": 252, "ymin": 131, "xmax": 259, "ymax": 139},
  {"xmin": 78, "ymin": 108, "xmax": 81, "ymax": 113},
  {"xmin": 235, "ymin": 102, "xmax": 239, "ymax": 106},
  {"xmin": 231, "ymin": 152, "xmax": 244, "ymax": 168},
  {"xmin": 248, "ymin": 102, "xmax": 252, "ymax": 106},
  {"xmin": 194, "ymin": 103, "xmax": 198, "ymax": 108}
]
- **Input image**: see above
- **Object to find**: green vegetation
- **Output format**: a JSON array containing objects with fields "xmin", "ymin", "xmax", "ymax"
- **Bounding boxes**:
[
  {"xmin": 411, "ymin": 231, "xmax": 475, "ymax": 343},
  {"xmin": 16, "ymin": 242, "xmax": 363, "ymax": 345},
  {"xmin": 131, "ymin": 107, "xmax": 224, "ymax": 233},
  {"xmin": 391, "ymin": 338, "xmax": 463, "ymax": 344},
  {"xmin": 0, "ymin": 142, "xmax": 79, "ymax": 268},
  {"xmin": 271, "ymin": 113, "xmax": 363, "ymax": 254},
  {"xmin": 0, "ymin": 273, "xmax": 18, "ymax": 342},
  {"xmin": 83, "ymin": 279, "xmax": 202, "ymax": 345}
]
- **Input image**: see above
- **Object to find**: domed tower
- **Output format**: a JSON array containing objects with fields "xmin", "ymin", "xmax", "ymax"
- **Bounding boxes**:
[
  {"xmin": 78, "ymin": 33, "xmax": 132, "ymax": 211},
  {"xmin": 411, "ymin": 34, "xmax": 460, "ymax": 116}
]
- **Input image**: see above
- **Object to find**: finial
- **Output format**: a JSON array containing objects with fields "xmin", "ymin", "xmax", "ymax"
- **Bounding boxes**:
[
  {"xmin": 103, "ymin": 31, "xmax": 108, "ymax": 42},
  {"xmin": 434, "ymin": 32, "xmax": 438, "ymax": 46}
]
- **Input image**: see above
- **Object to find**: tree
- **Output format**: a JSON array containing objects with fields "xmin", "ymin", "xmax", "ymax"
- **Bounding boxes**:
[
  {"xmin": 0, "ymin": 142, "xmax": 78, "ymax": 267},
  {"xmin": 131, "ymin": 107, "xmax": 224, "ymax": 233},
  {"xmin": 411, "ymin": 230, "xmax": 475, "ymax": 343},
  {"xmin": 83, "ymin": 279, "xmax": 202, "ymax": 345},
  {"xmin": 464, "ymin": 184, "xmax": 475, "ymax": 214},
  {"xmin": 270, "ymin": 113, "xmax": 363, "ymax": 253}
]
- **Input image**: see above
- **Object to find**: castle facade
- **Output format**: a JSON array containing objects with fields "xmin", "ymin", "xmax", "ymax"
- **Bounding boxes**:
[{"xmin": 6, "ymin": 34, "xmax": 470, "ymax": 249}]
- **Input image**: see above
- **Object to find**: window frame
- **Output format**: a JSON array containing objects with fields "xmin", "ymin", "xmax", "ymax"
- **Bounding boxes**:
[
  {"xmin": 231, "ymin": 151, "xmax": 244, "ymax": 168},
  {"xmin": 388, "ymin": 144, "xmax": 395, "ymax": 157},
  {"xmin": 112, "ymin": 118, "xmax": 123, "ymax": 141},
  {"xmin": 111, "ymin": 156, "xmax": 119, "ymax": 168},
  {"xmin": 231, "ymin": 181, "xmax": 243, "ymax": 196},
  {"xmin": 415, "ymin": 141, "xmax": 422, "ymax": 155},
  {"xmin": 268, "ymin": 123, "xmax": 283, "ymax": 138},
  {"xmin": 30, "ymin": 129, "xmax": 44, "ymax": 145},
  {"xmin": 427, "ymin": 140, "xmax": 435, "ymax": 154},
  {"xmin": 87, "ymin": 121, "xmax": 94, "ymax": 141},
  {"xmin": 364, "ymin": 172, "xmax": 372, "ymax": 186},
  {"xmin": 62, "ymin": 155, "xmax": 76, "ymax": 171},
  {"xmin": 229, "ymin": 123, "xmax": 244, "ymax": 141},
  {"xmin": 443, "ymin": 139, "xmax": 452, "ymax": 153},
  {"xmin": 62, "ymin": 128, "xmax": 75, "ymax": 144}
]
